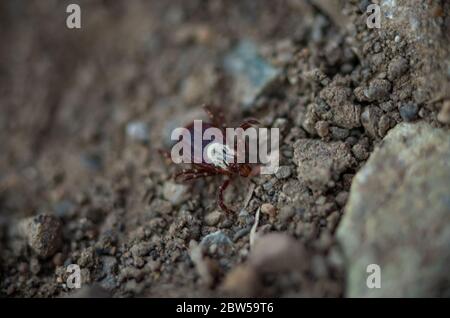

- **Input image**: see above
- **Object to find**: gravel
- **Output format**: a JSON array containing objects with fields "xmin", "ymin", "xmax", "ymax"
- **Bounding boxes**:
[
  {"xmin": 163, "ymin": 182, "xmax": 189, "ymax": 206},
  {"xmin": 126, "ymin": 121, "xmax": 150, "ymax": 143},
  {"xmin": 275, "ymin": 166, "xmax": 292, "ymax": 179},
  {"xmin": 437, "ymin": 101, "xmax": 450, "ymax": 124},
  {"xmin": 293, "ymin": 139, "xmax": 355, "ymax": 191},
  {"xmin": 204, "ymin": 210, "xmax": 222, "ymax": 227},
  {"xmin": 387, "ymin": 56, "xmax": 409, "ymax": 81},
  {"xmin": 20, "ymin": 214, "xmax": 63, "ymax": 258},
  {"xmin": 399, "ymin": 103, "xmax": 419, "ymax": 122},
  {"xmin": 364, "ymin": 79, "xmax": 392, "ymax": 102}
]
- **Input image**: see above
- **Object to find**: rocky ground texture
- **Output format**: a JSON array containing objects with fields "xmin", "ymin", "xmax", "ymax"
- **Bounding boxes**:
[{"xmin": 0, "ymin": 0, "xmax": 449, "ymax": 297}]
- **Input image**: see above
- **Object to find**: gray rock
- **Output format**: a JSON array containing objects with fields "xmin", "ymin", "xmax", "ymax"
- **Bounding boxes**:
[
  {"xmin": 200, "ymin": 231, "xmax": 232, "ymax": 249},
  {"xmin": 361, "ymin": 106, "xmax": 383, "ymax": 138},
  {"xmin": 238, "ymin": 209, "xmax": 255, "ymax": 226},
  {"xmin": 126, "ymin": 121, "xmax": 150, "ymax": 143},
  {"xmin": 377, "ymin": 114, "xmax": 393, "ymax": 137},
  {"xmin": 330, "ymin": 126, "xmax": 350, "ymax": 140},
  {"xmin": 204, "ymin": 210, "xmax": 222, "ymax": 227},
  {"xmin": 278, "ymin": 206, "xmax": 295, "ymax": 223},
  {"xmin": 302, "ymin": 108, "xmax": 318, "ymax": 135},
  {"xmin": 320, "ymin": 81, "xmax": 361, "ymax": 129},
  {"xmin": 364, "ymin": 79, "xmax": 391, "ymax": 102},
  {"xmin": 335, "ymin": 191, "xmax": 349, "ymax": 208},
  {"xmin": 233, "ymin": 227, "xmax": 251, "ymax": 242},
  {"xmin": 314, "ymin": 120, "xmax": 329, "ymax": 138},
  {"xmin": 148, "ymin": 198, "xmax": 173, "ymax": 215},
  {"xmin": 224, "ymin": 41, "xmax": 281, "ymax": 109},
  {"xmin": 379, "ymin": 101, "xmax": 396, "ymax": 112},
  {"xmin": 130, "ymin": 242, "xmax": 153, "ymax": 259},
  {"xmin": 272, "ymin": 118, "xmax": 288, "ymax": 132},
  {"xmin": 320, "ymin": 83, "xmax": 352, "ymax": 108},
  {"xmin": 331, "ymin": 104, "xmax": 361, "ymax": 129},
  {"xmin": 352, "ymin": 143, "xmax": 369, "ymax": 161},
  {"xmin": 293, "ymin": 139, "xmax": 355, "ymax": 190},
  {"xmin": 275, "ymin": 166, "xmax": 292, "ymax": 179},
  {"xmin": 77, "ymin": 247, "xmax": 96, "ymax": 268},
  {"xmin": 20, "ymin": 214, "xmax": 63, "ymax": 258},
  {"xmin": 162, "ymin": 182, "xmax": 189, "ymax": 205},
  {"xmin": 102, "ymin": 256, "xmax": 118, "ymax": 274},
  {"xmin": 387, "ymin": 57, "xmax": 408, "ymax": 81},
  {"xmin": 399, "ymin": 103, "xmax": 418, "ymax": 122},
  {"xmin": 338, "ymin": 122, "xmax": 450, "ymax": 297},
  {"xmin": 437, "ymin": 100, "xmax": 450, "ymax": 124}
]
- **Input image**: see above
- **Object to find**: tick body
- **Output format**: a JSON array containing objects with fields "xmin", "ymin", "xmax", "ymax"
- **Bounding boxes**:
[{"xmin": 167, "ymin": 105, "xmax": 260, "ymax": 214}]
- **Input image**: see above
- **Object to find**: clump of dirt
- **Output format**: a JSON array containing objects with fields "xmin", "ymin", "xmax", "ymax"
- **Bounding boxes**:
[{"xmin": 0, "ymin": 0, "xmax": 448, "ymax": 297}]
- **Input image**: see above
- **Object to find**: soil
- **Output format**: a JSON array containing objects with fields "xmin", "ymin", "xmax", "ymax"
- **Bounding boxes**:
[{"xmin": 0, "ymin": 0, "xmax": 448, "ymax": 297}]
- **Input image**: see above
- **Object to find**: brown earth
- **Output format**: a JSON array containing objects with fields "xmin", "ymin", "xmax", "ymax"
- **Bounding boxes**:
[{"xmin": 0, "ymin": 0, "xmax": 448, "ymax": 297}]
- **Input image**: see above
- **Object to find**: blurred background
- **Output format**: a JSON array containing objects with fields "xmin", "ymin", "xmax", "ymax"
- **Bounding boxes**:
[{"xmin": 0, "ymin": 0, "xmax": 319, "ymax": 217}]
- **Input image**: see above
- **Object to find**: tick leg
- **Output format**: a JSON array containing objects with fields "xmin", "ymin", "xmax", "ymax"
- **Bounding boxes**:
[
  {"xmin": 217, "ymin": 179, "xmax": 234, "ymax": 214},
  {"xmin": 178, "ymin": 172, "xmax": 217, "ymax": 182},
  {"xmin": 203, "ymin": 104, "xmax": 227, "ymax": 130},
  {"xmin": 175, "ymin": 168, "xmax": 218, "ymax": 182},
  {"xmin": 193, "ymin": 163, "xmax": 230, "ymax": 176},
  {"xmin": 239, "ymin": 118, "xmax": 260, "ymax": 130},
  {"xmin": 158, "ymin": 149, "xmax": 174, "ymax": 164}
]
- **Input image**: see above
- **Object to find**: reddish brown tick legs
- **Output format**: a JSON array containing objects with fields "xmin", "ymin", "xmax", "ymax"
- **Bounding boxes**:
[{"xmin": 162, "ymin": 105, "xmax": 260, "ymax": 214}]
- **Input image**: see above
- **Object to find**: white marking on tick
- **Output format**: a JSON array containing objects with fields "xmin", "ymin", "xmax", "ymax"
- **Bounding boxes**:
[{"xmin": 206, "ymin": 142, "xmax": 235, "ymax": 169}]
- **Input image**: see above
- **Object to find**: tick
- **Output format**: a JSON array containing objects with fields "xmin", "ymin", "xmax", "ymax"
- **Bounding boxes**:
[{"xmin": 162, "ymin": 105, "xmax": 260, "ymax": 214}]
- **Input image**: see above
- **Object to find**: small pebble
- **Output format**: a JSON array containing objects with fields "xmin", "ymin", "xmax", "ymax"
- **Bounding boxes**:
[
  {"xmin": 378, "ymin": 114, "xmax": 392, "ymax": 137},
  {"xmin": 364, "ymin": 79, "xmax": 391, "ymax": 101},
  {"xmin": 130, "ymin": 242, "xmax": 153, "ymax": 259},
  {"xmin": 53, "ymin": 253, "xmax": 65, "ymax": 267},
  {"xmin": 275, "ymin": 166, "xmax": 292, "ymax": 179},
  {"xmin": 316, "ymin": 196, "xmax": 327, "ymax": 205},
  {"xmin": 261, "ymin": 203, "xmax": 277, "ymax": 219},
  {"xmin": 233, "ymin": 227, "xmax": 251, "ymax": 242},
  {"xmin": 262, "ymin": 181, "xmax": 274, "ymax": 191},
  {"xmin": 330, "ymin": 127, "xmax": 349, "ymax": 140},
  {"xmin": 315, "ymin": 120, "xmax": 330, "ymax": 138},
  {"xmin": 278, "ymin": 206, "xmax": 295, "ymax": 223},
  {"xmin": 437, "ymin": 101, "xmax": 450, "ymax": 124},
  {"xmin": 21, "ymin": 214, "xmax": 63, "ymax": 258},
  {"xmin": 163, "ymin": 182, "xmax": 189, "ymax": 205},
  {"xmin": 345, "ymin": 136, "xmax": 358, "ymax": 146},
  {"xmin": 200, "ymin": 231, "xmax": 232, "ymax": 249},
  {"xmin": 102, "ymin": 256, "xmax": 118, "ymax": 274},
  {"xmin": 18, "ymin": 263, "xmax": 28, "ymax": 274},
  {"xmin": 204, "ymin": 211, "xmax": 222, "ymax": 226},
  {"xmin": 399, "ymin": 103, "xmax": 419, "ymax": 122},
  {"xmin": 273, "ymin": 118, "xmax": 288, "ymax": 132},
  {"xmin": 352, "ymin": 143, "xmax": 369, "ymax": 161},
  {"xmin": 380, "ymin": 101, "xmax": 396, "ymax": 112},
  {"xmin": 126, "ymin": 121, "xmax": 150, "ymax": 143},
  {"xmin": 30, "ymin": 258, "xmax": 41, "ymax": 275},
  {"xmin": 387, "ymin": 57, "xmax": 408, "ymax": 81},
  {"xmin": 335, "ymin": 191, "xmax": 349, "ymax": 207},
  {"xmin": 78, "ymin": 247, "xmax": 96, "ymax": 268},
  {"xmin": 361, "ymin": 107, "xmax": 383, "ymax": 138}
]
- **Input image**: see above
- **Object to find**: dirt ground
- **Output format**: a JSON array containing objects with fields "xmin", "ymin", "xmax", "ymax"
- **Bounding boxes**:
[{"xmin": 0, "ymin": 0, "xmax": 449, "ymax": 297}]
